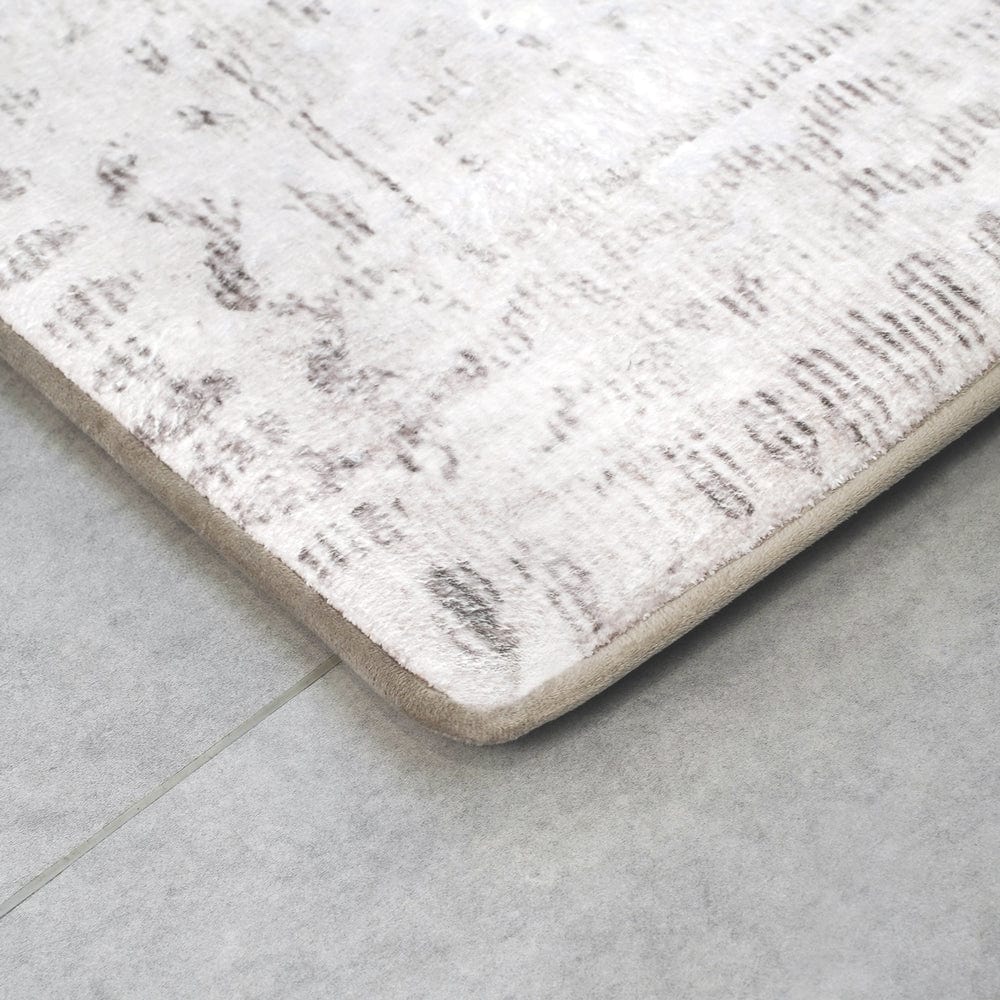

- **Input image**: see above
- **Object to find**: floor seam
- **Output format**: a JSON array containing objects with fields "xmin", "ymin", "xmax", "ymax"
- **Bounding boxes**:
[{"xmin": 0, "ymin": 654, "xmax": 340, "ymax": 922}]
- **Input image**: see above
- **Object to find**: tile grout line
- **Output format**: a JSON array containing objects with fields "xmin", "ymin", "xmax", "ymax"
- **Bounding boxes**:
[{"xmin": 0, "ymin": 655, "xmax": 340, "ymax": 922}]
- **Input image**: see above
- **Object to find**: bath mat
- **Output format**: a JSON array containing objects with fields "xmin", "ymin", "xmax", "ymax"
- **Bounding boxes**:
[{"xmin": 2, "ymin": 2, "xmax": 1000, "ymax": 742}]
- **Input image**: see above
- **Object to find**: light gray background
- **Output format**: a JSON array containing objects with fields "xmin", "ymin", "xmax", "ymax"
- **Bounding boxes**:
[{"xmin": 2, "ymin": 356, "xmax": 999, "ymax": 999}]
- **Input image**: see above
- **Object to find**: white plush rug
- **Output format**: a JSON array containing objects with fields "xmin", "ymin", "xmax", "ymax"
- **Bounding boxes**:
[{"xmin": 2, "ymin": 1, "xmax": 1000, "ymax": 741}]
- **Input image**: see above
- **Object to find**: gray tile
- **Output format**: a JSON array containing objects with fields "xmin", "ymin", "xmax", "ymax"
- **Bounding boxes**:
[
  {"xmin": 3, "ymin": 406, "xmax": 1000, "ymax": 998},
  {"xmin": 0, "ymin": 360, "xmax": 328, "ymax": 900}
]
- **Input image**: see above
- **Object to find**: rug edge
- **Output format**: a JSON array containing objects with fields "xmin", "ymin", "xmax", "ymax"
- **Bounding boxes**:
[{"xmin": 3, "ymin": 317, "xmax": 999, "ymax": 744}]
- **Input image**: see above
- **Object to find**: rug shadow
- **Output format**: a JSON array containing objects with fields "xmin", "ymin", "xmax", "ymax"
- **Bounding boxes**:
[{"xmin": 515, "ymin": 403, "xmax": 1000, "ymax": 751}]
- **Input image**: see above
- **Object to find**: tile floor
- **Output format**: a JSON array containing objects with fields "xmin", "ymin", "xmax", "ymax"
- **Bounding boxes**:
[{"xmin": 2, "ymin": 358, "xmax": 1000, "ymax": 998}]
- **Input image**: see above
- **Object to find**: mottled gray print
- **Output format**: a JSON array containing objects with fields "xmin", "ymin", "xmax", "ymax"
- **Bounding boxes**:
[{"xmin": 1, "ymin": 0, "xmax": 999, "ymax": 709}]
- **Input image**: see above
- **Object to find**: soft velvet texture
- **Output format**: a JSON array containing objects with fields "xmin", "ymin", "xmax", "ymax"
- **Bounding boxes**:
[{"xmin": 2, "ymin": 0, "xmax": 1000, "ymax": 722}]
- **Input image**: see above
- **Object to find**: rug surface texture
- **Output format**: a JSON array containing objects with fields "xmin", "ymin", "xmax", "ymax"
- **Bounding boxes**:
[{"xmin": 2, "ymin": 1, "xmax": 1000, "ymax": 741}]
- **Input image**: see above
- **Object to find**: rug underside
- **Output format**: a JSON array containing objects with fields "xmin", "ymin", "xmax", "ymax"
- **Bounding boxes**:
[{"xmin": 2, "ymin": 2, "xmax": 1000, "ymax": 740}]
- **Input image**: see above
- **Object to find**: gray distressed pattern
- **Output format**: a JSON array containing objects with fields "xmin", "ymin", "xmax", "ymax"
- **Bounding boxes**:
[{"xmin": 1, "ymin": 0, "xmax": 999, "ymax": 709}]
